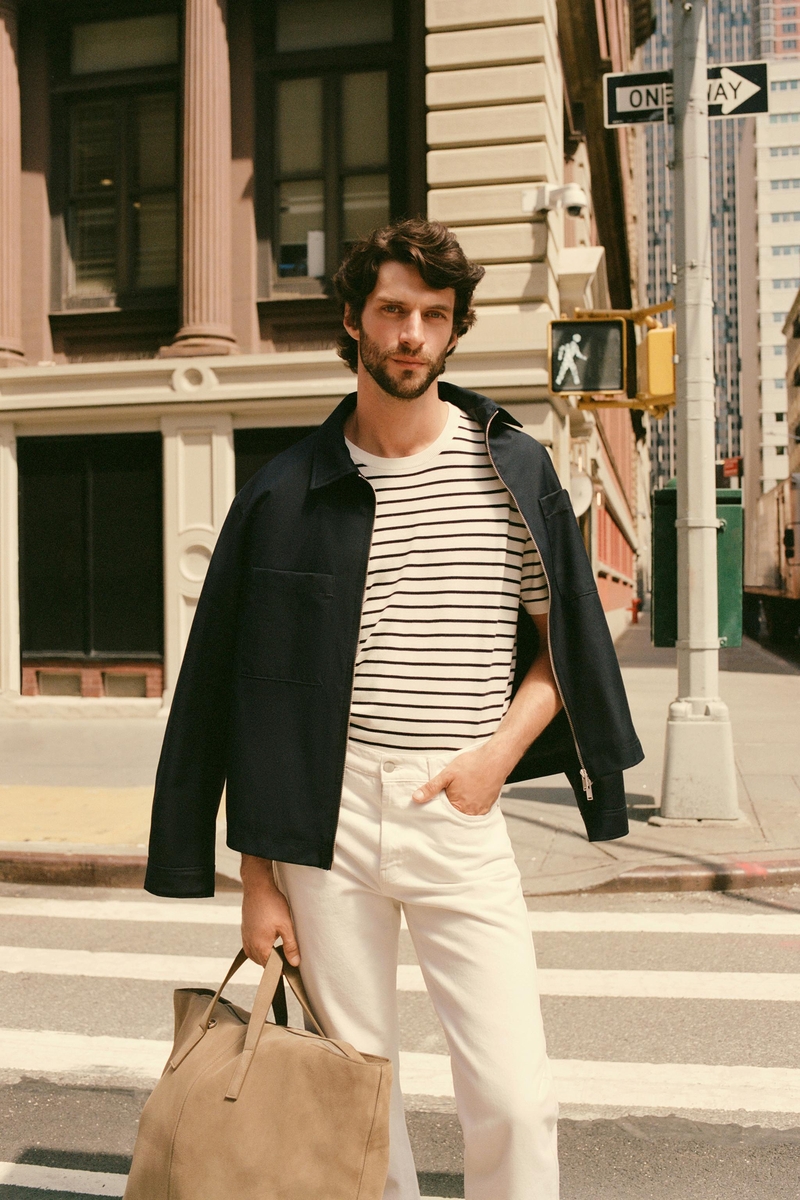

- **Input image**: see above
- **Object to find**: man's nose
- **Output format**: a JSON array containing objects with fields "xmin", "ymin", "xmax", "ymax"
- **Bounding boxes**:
[{"xmin": 398, "ymin": 310, "xmax": 425, "ymax": 349}]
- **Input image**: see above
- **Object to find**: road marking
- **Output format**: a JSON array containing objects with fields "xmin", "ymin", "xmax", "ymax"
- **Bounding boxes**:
[
  {"xmin": 0, "ymin": 897, "xmax": 242, "ymax": 925},
  {"xmin": 400, "ymin": 1052, "xmax": 800, "ymax": 1112},
  {"xmin": 525, "ymin": 912, "xmax": 800, "ymax": 936},
  {"xmin": 0, "ymin": 1160, "xmax": 461, "ymax": 1200},
  {"xmin": 2, "ymin": 897, "xmax": 800, "ymax": 936},
  {"xmin": 1, "ymin": 1028, "xmax": 798, "ymax": 1114},
  {"xmin": 397, "ymin": 964, "xmax": 800, "ymax": 1002},
  {"xmin": 2, "ymin": 948, "xmax": 797, "ymax": 1003},
  {"xmin": 0, "ymin": 1160, "xmax": 126, "ymax": 1195},
  {"xmin": 0, "ymin": 945, "xmax": 263, "ymax": 986}
]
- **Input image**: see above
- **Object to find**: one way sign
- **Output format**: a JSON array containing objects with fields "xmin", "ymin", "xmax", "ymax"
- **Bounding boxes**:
[
  {"xmin": 604, "ymin": 61, "xmax": 769, "ymax": 127},
  {"xmin": 707, "ymin": 62, "xmax": 768, "ymax": 117}
]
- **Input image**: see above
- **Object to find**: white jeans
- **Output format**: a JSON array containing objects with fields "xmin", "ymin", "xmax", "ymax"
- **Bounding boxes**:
[{"xmin": 275, "ymin": 742, "xmax": 559, "ymax": 1200}]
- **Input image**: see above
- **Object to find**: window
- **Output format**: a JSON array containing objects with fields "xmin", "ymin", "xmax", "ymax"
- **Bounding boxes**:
[
  {"xmin": 256, "ymin": 0, "xmax": 425, "ymax": 299},
  {"xmin": 274, "ymin": 70, "xmax": 390, "ymax": 282},
  {"xmin": 771, "ymin": 145, "xmax": 800, "ymax": 155},
  {"xmin": 772, "ymin": 211, "xmax": 800, "ymax": 221},
  {"xmin": 771, "ymin": 78, "xmax": 800, "ymax": 90},
  {"xmin": 51, "ymin": 12, "xmax": 179, "ymax": 309},
  {"xmin": 773, "ymin": 244, "xmax": 800, "ymax": 253},
  {"xmin": 18, "ymin": 434, "xmax": 163, "ymax": 660},
  {"xmin": 771, "ymin": 178, "xmax": 800, "ymax": 189}
]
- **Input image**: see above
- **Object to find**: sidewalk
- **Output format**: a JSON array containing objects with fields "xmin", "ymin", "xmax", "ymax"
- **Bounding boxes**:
[{"xmin": 1, "ymin": 617, "xmax": 799, "ymax": 894}]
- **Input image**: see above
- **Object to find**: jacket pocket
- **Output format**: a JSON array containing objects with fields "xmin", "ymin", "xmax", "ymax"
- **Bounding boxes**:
[
  {"xmin": 540, "ymin": 488, "xmax": 597, "ymax": 601},
  {"xmin": 239, "ymin": 568, "xmax": 334, "ymax": 686}
]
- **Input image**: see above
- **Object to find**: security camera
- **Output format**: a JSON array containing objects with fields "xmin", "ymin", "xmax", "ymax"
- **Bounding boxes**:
[{"xmin": 522, "ymin": 183, "xmax": 589, "ymax": 219}]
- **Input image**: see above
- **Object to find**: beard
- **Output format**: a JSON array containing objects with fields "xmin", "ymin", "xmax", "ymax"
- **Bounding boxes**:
[{"xmin": 358, "ymin": 328, "xmax": 450, "ymax": 400}]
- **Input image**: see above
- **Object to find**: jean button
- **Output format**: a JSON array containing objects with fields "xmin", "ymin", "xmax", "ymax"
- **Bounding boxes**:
[{"xmin": 383, "ymin": 760, "xmax": 397, "ymax": 773}]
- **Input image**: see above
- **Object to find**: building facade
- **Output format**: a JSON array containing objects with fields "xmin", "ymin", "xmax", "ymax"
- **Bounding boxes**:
[
  {"xmin": 639, "ymin": 0, "xmax": 752, "ymax": 492},
  {"xmin": 739, "ymin": 55, "xmax": 800, "ymax": 560},
  {"xmin": 0, "ymin": 0, "xmax": 647, "ymax": 717}
]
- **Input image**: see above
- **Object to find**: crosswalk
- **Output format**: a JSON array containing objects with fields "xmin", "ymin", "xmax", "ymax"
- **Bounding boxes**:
[{"xmin": 1, "ymin": 890, "xmax": 799, "ymax": 1198}]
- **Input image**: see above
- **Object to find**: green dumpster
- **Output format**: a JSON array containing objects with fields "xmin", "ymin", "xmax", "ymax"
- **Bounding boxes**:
[{"xmin": 651, "ymin": 484, "xmax": 743, "ymax": 648}]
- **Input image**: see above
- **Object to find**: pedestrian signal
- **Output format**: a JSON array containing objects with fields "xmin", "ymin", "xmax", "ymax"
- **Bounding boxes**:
[
  {"xmin": 636, "ymin": 325, "xmax": 675, "ymax": 402},
  {"xmin": 548, "ymin": 319, "xmax": 627, "ymax": 395}
]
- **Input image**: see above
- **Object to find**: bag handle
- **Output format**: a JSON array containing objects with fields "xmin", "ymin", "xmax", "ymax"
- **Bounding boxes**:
[{"xmin": 224, "ymin": 947, "xmax": 367, "ymax": 1101}]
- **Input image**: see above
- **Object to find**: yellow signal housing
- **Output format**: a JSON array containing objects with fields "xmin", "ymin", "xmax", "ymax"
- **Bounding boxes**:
[{"xmin": 637, "ymin": 325, "xmax": 675, "ymax": 401}]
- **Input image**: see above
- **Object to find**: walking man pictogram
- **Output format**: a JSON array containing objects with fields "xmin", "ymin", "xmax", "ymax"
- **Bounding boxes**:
[{"xmin": 555, "ymin": 332, "xmax": 587, "ymax": 387}]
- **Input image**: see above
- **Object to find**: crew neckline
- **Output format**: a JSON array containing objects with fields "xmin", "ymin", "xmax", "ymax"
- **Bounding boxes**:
[{"xmin": 345, "ymin": 401, "xmax": 461, "ymax": 474}]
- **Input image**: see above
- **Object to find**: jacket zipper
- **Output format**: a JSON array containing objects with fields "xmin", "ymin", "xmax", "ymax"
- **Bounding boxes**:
[{"xmin": 484, "ymin": 412, "xmax": 593, "ymax": 802}]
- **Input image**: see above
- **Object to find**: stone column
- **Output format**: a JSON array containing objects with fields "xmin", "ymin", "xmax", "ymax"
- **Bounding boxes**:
[
  {"xmin": 0, "ymin": 2, "xmax": 24, "ymax": 366},
  {"xmin": 168, "ymin": 0, "xmax": 238, "ymax": 356}
]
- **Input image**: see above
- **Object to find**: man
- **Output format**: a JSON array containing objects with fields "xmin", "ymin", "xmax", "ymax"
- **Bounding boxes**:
[{"xmin": 146, "ymin": 219, "xmax": 643, "ymax": 1200}]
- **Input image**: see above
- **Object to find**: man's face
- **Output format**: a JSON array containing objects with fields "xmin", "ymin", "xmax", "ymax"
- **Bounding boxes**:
[{"xmin": 346, "ymin": 261, "xmax": 457, "ymax": 400}]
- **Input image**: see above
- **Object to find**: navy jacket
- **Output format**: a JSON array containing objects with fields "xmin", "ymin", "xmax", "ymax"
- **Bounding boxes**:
[{"xmin": 145, "ymin": 382, "xmax": 643, "ymax": 898}]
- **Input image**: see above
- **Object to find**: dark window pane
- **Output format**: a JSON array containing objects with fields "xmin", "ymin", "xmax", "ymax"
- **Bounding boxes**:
[
  {"xmin": 90, "ymin": 435, "xmax": 163, "ymax": 654},
  {"xmin": 18, "ymin": 440, "xmax": 86, "ymax": 655},
  {"xmin": 70, "ymin": 204, "xmax": 117, "ymax": 296},
  {"xmin": 72, "ymin": 14, "xmax": 178, "ymax": 75},
  {"xmin": 134, "ymin": 194, "xmax": 177, "ymax": 288},
  {"xmin": 18, "ymin": 434, "xmax": 163, "ymax": 658},
  {"xmin": 278, "ymin": 180, "xmax": 324, "ymax": 276},
  {"xmin": 235, "ymin": 427, "xmax": 316, "ymax": 492},
  {"xmin": 137, "ymin": 93, "xmax": 176, "ymax": 189},
  {"xmin": 343, "ymin": 173, "xmax": 389, "ymax": 242},
  {"xmin": 276, "ymin": 0, "xmax": 392, "ymax": 51},
  {"xmin": 342, "ymin": 72, "xmax": 388, "ymax": 169},
  {"xmin": 71, "ymin": 103, "xmax": 117, "ymax": 193},
  {"xmin": 278, "ymin": 77, "xmax": 323, "ymax": 175}
]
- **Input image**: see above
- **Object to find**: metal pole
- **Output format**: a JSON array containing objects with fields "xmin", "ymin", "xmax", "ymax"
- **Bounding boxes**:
[{"xmin": 659, "ymin": 0, "xmax": 739, "ymax": 820}]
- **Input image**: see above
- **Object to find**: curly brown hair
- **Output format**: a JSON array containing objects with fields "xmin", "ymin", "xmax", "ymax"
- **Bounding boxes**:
[{"xmin": 332, "ymin": 219, "xmax": 485, "ymax": 372}]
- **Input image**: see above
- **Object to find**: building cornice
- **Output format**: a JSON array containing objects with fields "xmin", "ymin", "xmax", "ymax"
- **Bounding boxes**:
[{"xmin": 0, "ymin": 349, "xmax": 553, "ymax": 417}]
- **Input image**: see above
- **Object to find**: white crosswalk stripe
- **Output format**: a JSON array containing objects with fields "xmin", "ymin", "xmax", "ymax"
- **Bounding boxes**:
[
  {"xmin": 2, "ymin": 946, "xmax": 798, "ymax": 1002},
  {"xmin": 0, "ymin": 1161, "xmax": 127, "ymax": 1195},
  {"xmin": 1, "ymin": 893, "xmax": 798, "ymax": 1196},
  {"xmin": 2, "ymin": 1027, "xmax": 799, "ymax": 1115},
  {"xmin": 3, "ymin": 895, "xmax": 800, "ymax": 935}
]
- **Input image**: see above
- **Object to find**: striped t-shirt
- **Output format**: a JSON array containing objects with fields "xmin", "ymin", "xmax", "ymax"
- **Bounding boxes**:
[{"xmin": 345, "ymin": 402, "xmax": 550, "ymax": 753}]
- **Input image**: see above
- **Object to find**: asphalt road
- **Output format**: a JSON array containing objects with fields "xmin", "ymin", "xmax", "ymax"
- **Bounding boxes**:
[{"xmin": 0, "ymin": 882, "xmax": 799, "ymax": 1199}]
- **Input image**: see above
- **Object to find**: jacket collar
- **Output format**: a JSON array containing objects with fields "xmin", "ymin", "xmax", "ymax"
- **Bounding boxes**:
[{"xmin": 309, "ymin": 381, "xmax": 521, "ymax": 491}]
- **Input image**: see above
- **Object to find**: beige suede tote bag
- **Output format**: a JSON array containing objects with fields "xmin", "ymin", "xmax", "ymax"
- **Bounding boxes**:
[{"xmin": 124, "ymin": 947, "xmax": 392, "ymax": 1200}]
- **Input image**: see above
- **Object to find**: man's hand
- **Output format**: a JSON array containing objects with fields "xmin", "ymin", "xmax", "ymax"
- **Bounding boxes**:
[
  {"xmin": 412, "ymin": 743, "xmax": 507, "ymax": 816},
  {"xmin": 412, "ymin": 612, "xmax": 562, "ymax": 817},
  {"xmin": 240, "ymin": 855, "xmax": 300, "ymax": 967}
]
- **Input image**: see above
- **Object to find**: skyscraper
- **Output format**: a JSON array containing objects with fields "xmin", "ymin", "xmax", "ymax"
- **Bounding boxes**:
[{"xmin": 640, "ymin": 0, "xmax": 752, "ymax": 490}]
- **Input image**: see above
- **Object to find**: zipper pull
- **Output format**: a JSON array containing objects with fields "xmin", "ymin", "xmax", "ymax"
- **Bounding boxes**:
[{"xmin": 580, "ymin": 769, "xmax": 593, "ymax": 802}]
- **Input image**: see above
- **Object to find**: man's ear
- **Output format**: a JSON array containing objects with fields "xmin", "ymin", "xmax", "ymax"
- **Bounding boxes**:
[
  {"xmin": 445, "ymin": 332, "xmax": 459, "ymax": 358},
  {"xmin": 343, "ymin": 304, "xmax": 360, "ymax": 342}
]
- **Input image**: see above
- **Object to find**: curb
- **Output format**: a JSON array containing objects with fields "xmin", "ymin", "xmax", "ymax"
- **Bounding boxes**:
[
  {"xmin": 0, "ymin": 851, "xmax": 242, "ymax": 891},
  {"xmin": 1, "ymin": 849, "xmax": 798, "ymax": 896},
  {"xmin": 589, "ymin": 858, "xmax": 800, "ymax": 894}
]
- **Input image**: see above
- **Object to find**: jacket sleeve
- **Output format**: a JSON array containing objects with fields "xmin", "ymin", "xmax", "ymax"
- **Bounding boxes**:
[{"xmin": 145, "ymin": 497, "xmax": 247, "ymax": 897}]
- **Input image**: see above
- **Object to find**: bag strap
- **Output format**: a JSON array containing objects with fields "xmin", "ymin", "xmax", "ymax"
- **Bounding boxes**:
[
  {"xmin": 170, "ymin": 948, "xmax": 249, "ymax": 1070},
  {"xmin": 225, "ymin": 949, "xmax": 285, "ymax": 1099}
]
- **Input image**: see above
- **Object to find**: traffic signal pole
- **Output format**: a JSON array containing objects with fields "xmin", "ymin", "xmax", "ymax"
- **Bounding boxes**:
[{"xmin": 659, "ymin": 0, "xmax": 739, "ymax": 820}]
